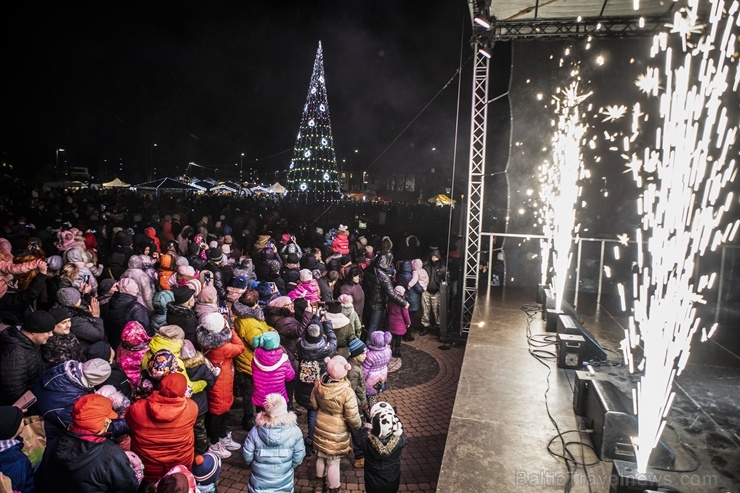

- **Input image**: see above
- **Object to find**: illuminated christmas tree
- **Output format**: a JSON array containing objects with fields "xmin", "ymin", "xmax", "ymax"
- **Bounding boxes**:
[{"xmin": 286, "ymin": 41, "xmax": 342, "ymax": 202}]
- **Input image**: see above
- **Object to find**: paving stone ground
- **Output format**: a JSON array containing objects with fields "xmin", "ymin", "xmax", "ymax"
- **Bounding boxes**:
[{"xmin": 217, "ymin": 333, "xmax": 465, "ymax": 492}]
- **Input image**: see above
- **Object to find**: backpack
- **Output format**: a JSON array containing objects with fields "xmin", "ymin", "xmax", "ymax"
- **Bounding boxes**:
[{"xmin": 299, "ymin": 359, "xmax": 322, "ymax": 384}]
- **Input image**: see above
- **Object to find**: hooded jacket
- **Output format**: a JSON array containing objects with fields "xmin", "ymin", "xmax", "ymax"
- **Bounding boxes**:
[
  {"xmin": 143, "ymin": 227, "xmax": 161, "ymax": 253},
  {"xmin": 310, "ymin": 373, "xmax": 362, "ymax": 456},
  {"xmin": 139, "ymin": 335, "xmax": 207, "ymax": 395},
  {"xmin": 358, "ymin": 427, "xmax": 409, "ymax": 493},
  {"xmin": 119, "ymin": 255, "xmax": 156, "ymax": 312},
  {"xmin": 0, "ymin": 327, "xmax": 45, "ymax": 406},
  {"xmin": 363, "ymin": 331, "xmax": 393, "ymax": 396},
  {"xmin": 32, "ymin": 360, "xmax": 93, "ymax": 440},
  {"xmin": 34, "ymin": 430, "xmax": 138, "ymax": 493},
  {"xmin": 386, "ymin": 301, "xmax": 411, "ymax": 336},
  {"xmin": 156, "ymin": 253, "xmax": 176, "ymax": 291},
  {"xmin": 331, "ymin": 229, "xmax": 350, "ymax": 255},
  {"xmin": 101, "ymin": 292, "xmax": 149, "ymax": 350},
  {"xmin": 165, "ymin": 302, "xmax": 199, "ymax": 347},
  {"xmin": 287, "ymin": 279, "xmax": 320, "ymax": 304},
  {"xmin": 49, "ymin": 304, "xmax": 104, "ymax": 352},
  {"xmin": 242, "ymin": 408, "xmax": 306, "ymax": 493},
  {"xmin": 197, "ymin": 325, "xmax": 244, "ymax": 415},
  {"xmin": 149, "ymin": 290, "xmax": 174, "ymax": 335},
  {"xmin": 251, "ymin": 347, "xmax": 295, "ymax": 408},
  {"xmin": 324, "ymin": 311, "xmax": 354, "ymax": 359},
  {"xmin": 340, "ymin": 302, "xmax": 362, "ymax": 339},
  {"xmin": 125, "ymin": 389, "xmax": 198, "ymax": 482},
  {"xmin": 295, "ymin": 319, "xmax": 336, "ymax": 410},
  {"xmin": 264, "ymin": 305, "xmax": 303, "ymax": 372},
  {"xmin": 232, "ymin": 302, "xmax": 272, "ymax": 375},
  {"xmin": 116, "ymin": 321, "xmax": 151, "ymax": 387}
]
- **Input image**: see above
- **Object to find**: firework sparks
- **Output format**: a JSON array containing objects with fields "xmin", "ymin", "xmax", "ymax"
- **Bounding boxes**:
[
  {"xmin": 635, "ymin": 68, "xmax": 662, "ymax": 95},
  {"xmin": 601, "ymin": 104, "xmax": 628, "ymax": 121},
  {"xmin": 541, "ymin": 79, "xmax": 591, "ymax": 310},
  {"xmin": 624, "ymin": 0, "xmax": 740, "ymax": 473}
]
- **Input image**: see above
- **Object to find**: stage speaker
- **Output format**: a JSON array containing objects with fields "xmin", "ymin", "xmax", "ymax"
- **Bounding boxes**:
[
  {"xmin": 557, "ymin": 313, "xmax": 579, "ymax": 334},
  {"xmin": 541, "ymin": 288, "xmax": 555, "ymax": 321},
  {"xmin": 545, "ymin": 308, "xmax": 562, "ymax": 332},
  {"xmin": 608, "ymin": 460, "xmax": 658, "ymax": 493},
  {"xmin": 585, "ymin": 381, "xmax": 675, "ymax": 469},
  {"xmin": 572, "ymin": 370, "xmax": 608, "ymax": 416},
  {"xmin": 557, "ymin": 334, "xmax": 587, "ymax": 369},
  {"xmin": 557, "ymin": 314, "xmax": 608, "ymax": 362}
]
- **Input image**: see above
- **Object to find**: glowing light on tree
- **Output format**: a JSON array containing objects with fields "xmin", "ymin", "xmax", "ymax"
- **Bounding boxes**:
[
  {"xmin": 286, "ymin": 41, "xmax": 342, "ymax": 202},
  {"xmin": 616, "ymin": 0, "xmax": 739, "ymax": 473}
]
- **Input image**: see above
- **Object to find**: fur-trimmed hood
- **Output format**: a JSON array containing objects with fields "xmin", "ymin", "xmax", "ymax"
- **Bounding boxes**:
[
  {"xmin": 196, "ymin": 325, "xmax": 232, "ymax": 351},
  {"xmin": 182, "ymin": 350, "xmax": 206, "ymax": 369}
]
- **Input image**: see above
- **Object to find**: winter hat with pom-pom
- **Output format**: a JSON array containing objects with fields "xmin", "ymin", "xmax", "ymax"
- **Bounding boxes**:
[
  {"xmin": 369, "ymin": 330, "xmax": 392, "ymax": 349},
  {"xmin": 305, "ymin": 322, "xmax": 323, "ymax": 344},
  {"xmin": 263, "ymin": 392, "xmax": 289, "ymax": 418},
  {"xmin": 252, "ymin": 331, "xmax": 280, "ymax": 350},
  {"xmin": 202, "ymin": 312, "xmax": 226, "ymax": 334},
  {"xmin": 324, "ymin": 355, "xmax": 351, "ymax": 380},
  {"xmin": 192, "ymin": 452, "xmax": 221, "ymax": 487}
]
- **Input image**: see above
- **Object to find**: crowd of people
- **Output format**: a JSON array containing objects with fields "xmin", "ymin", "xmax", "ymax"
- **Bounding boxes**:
[{"xmin": 0, "ymin": 183, "xmax": 460, "ymax": 493}]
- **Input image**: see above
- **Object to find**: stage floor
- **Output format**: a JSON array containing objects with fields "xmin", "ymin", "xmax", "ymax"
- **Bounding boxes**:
[{"xmin": 438, "ymin": 286, "xmax": 740, "ymax": 493}]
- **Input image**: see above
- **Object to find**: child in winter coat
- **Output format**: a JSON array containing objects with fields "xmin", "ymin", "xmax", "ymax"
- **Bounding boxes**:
[
  {"xmin": 117, "ymin": 320, "xmax": 152, "ymax": 388},
  {"xmin": 406, "ymin": 259, "xmax": 427, "ymax": 336},
  {"xmin": 139, "ymin": 325, "xmax": 207, "ymax": 399},
  {"xmin": 296, "ymin": 317, "xmax": 337, "ymax": 449},
  {"xmin": 331, "ymin": 224, "xmax": 350, "ymax": 255},
  {"xmin": 251, "ymin": 331, "xmax": 295, "ymax": 412},
  {"xmin": 337, "ymin": 294, "xmax": 362, "ymax": 338},
  {"xmin": 197, "ymin": 312, "xmax": 245, "ymax": 460},
  {"xmin": 386, "ymin": 286, "xmax": 411, "ymax": 358},
  {"xmin": 287, "ymin": 269, "xmax": 321, "ymax": 304},
  {"xmin": 0, "ymin": 406, "xmax": 33, "ymax": 493},
  {"xmin": 191, "ymin": 452, "xmax": 221, "ymax": 493},
  {"xmin": 310, "ymin": 355, "xmax": 362, "ymax": 493},
  {"xmin": 347, "ymin": 337, "xmax": 369, "ymax": 469},
  {"xmin": 180, "ymin": 340, "xmax": 217, "ymax": 456},
  {"xmin": 359, "ymin": 401, "xmax": 409, "ymax": 493},
  {"xmin": 242, "ymin": 393, "xmax": 305, "ymax": 493},
  {"xmin": 156, "ymin": 253, "xmax": 177, "ymax": 291},
  {"xmin": 363, "ymin": 331, "xmax": 393, "ymax": 408}
]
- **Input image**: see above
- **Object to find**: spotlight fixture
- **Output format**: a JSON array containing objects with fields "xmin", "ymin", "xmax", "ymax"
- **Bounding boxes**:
[
  {"xmin": 474, "ymin": 15, "xmax": 491, "ymax": 29},
  {"xmin": 478, "ymin": 44, "xmax": 492, "ymax": 58}
]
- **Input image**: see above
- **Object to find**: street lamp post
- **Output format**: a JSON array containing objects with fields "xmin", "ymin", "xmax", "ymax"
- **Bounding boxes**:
[
  {"xmin": 55, "ymin": 148, "xmax": 65, "ymax": 175},
  {"xmin": 240, "ymin": 153, "xmax": 244, "ymax": 183}
]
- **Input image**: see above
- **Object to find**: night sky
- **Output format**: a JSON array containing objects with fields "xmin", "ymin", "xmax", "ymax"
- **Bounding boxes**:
[{"xmin": 1, "ymin": 1, "xmax": 488, "ymax": 184}]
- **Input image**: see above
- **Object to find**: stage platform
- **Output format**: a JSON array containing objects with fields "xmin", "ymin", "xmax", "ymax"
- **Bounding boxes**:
[{"xmin": 438, "ymin": 287, "xmax": 740, "ymax": 493}]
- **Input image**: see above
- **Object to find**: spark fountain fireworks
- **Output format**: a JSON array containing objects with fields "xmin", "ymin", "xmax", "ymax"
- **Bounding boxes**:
[
  {"xmin": 617, "ymin": 0, "xmax": 739, "ymax": 473},
  {"xmin": 541, "ymin": 80, "xmax": 592, "ymax": 310}
]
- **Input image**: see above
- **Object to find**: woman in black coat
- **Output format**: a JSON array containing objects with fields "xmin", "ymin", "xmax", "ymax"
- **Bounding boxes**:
[{"xmin": 100, "ymin": 286, "xmax": 149, "ymax": 350}]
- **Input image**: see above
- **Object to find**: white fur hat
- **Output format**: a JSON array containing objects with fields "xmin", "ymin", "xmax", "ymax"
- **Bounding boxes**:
[
  {"xmin": 263, "ymin": 393, "xmax": 288, "ymax": 418},
  {"xmin": 202, "ymin": 312, "xmax": 226, "ymax": 334}
]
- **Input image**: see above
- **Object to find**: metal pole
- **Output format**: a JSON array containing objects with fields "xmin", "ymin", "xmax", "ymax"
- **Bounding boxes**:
[
  {"xmin": 597, "ymin": 240, "xmax": 605, "ymax": 308},
  {"xmin": 574, "ymin": 239, "xmax": 582, "ymax": 308},
  {"xmin": 714, "ymin": 245, "xmax": 727, "ymax": 325}
]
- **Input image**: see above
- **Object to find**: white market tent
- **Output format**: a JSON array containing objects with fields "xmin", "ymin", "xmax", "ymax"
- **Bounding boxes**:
[
  {"xmin": 268, "ymin": 182, "xmax": 287, "ymax": 194},
  {"xmin": 102, "ymin": 177, "xmax": 130, "ymax": 188}
]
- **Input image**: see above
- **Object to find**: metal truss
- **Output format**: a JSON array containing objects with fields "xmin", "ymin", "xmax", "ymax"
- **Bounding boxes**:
[
  {"xmin": 488, "ymin": 16, "xmax": 672, "ymax": 41},
  {"xmin": 460, "ymin": 48, "xmax": 490, "ymax": 335}
]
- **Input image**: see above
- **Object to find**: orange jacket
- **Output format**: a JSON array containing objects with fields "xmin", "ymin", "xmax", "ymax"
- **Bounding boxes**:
[
  {"xmin": 203, "ymin": 330, "xmax": 245, "ymax": 415},
  {"xmin": 125, "ymin": 390, "xmax": 198, "ymax": 483},
  {"xmin": 157, "ymin": 253, "xmax": 176, "ymax": 291}
]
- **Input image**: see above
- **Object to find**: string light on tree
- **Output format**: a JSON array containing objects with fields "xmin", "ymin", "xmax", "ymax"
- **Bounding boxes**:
[{"xmin": 286, "ymin": 41, "xmax": 342, "ymax": 202}]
